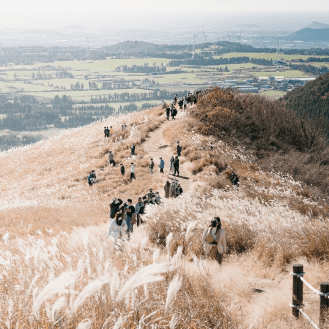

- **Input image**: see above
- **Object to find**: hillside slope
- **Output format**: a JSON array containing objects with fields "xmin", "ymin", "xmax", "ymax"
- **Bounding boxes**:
[{"xmin": 0, "ymin": 99, "xmax": 328, "ymax": 328}]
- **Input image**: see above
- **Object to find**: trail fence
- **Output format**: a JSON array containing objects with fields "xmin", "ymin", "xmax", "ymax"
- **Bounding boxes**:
[{"xmin": 291, "ymin": 264, "xmax": 329, "ymax": 329}]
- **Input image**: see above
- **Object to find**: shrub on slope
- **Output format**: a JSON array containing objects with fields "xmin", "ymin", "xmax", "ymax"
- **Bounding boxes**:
[
  {"xmin": 282, "ymin": 72, "xmax": 329, "ymax": 126},
  {"xmin": 190, "ymin": 87, "xmax": 329, "ymax": 194}
]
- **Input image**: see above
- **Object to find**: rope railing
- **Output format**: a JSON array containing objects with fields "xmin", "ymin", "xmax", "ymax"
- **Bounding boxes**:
[{"xmin": 291, "ymin": 264, "xmax": 329, "ymax": 329}]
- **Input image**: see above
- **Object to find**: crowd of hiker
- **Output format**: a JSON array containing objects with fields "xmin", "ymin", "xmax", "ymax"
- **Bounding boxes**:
[{"xmin": 89, "ymin": 90, "xmax": 230, "ymax": 264}]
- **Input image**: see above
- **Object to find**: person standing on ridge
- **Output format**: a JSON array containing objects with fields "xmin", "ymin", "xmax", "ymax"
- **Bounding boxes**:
[
  {"xmin": 149, "ymin": 158, "xmax": 154, "ymax": 174},
  {"xmin": 104, "ymin": 127, "xmax": 107, "ymax": 138},
  {"xmin": 159, "ymin": 157, "xmax": 165, "ymax": 174},
  {"xmin": 166, "ymin": 106, "xmax": 171, "ymax": 121},
  {"xmin": 169, "ymin": 156, "xmax": 174, "ymax": 175},
  {"xmin": 177, "ymin": 142, "xmax": 182, "ymax": 156},
  {"xmin": 120, "ymin": 163, "xmax": 125, "ymax": 176},
  {"xmin": 174, "ymin": 94, "xmax": 178, "ymax": 105},
  {"xmin": 130, "ymin": 163, "xmax": 136, "ymax": 181},
  {"xmin": 108, "ymin": 151, "xmax": 115, "ymax": 166},
  {"xmin": 173, "ymin": 156, "xmax": 180, "ymax": 176},
  {"xmin": 131, "ymin": 143, "xmax": 136, "ymax": 156},
  {"xmin": 125, "ymin": 199, "xmax": 135, "ymax": 238}
]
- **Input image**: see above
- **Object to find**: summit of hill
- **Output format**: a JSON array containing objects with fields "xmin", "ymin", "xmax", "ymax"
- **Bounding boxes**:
[
  {"xmin": 290, "ymin": 27, "xmax": 329, "ymax": 41},
  {"xmin": 0, "ymin": 88, "xmax": 329, "ymax": 328}
]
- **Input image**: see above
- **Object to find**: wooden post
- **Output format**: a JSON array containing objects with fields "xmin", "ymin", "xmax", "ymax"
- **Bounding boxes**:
[
  {"xmin": 292, "ymin": 264, "xmax": 303, "ymax": 318},
  {"xmin": 319, "ymin": 282, "xmax": 329, "ymax": 328}
]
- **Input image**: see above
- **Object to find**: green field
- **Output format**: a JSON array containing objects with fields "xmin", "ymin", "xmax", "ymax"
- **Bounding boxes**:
[
  {"xmin": 253, "ymin": 70, "xmax": 309, "ymax": 78},
  {"xmin": 216, "ymin": 53, "xmax": 327, "ymax": 61},
  {"xmin": 259, "ymin": 90, "xmax": 286, "ymax": 99}
]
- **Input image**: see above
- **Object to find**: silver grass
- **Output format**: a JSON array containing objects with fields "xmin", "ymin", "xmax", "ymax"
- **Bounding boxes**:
[
  {"xmin": 32, "ymin": 271, "xmax": 76, "ymax": 319},
  {"xmin": 71, "ymin": 276, "xmax": 110, "ymax": 314},
  {"xmin": 140, "ymin": 237, "xmax": 148, "ymax": 253},
  {"xmin": 51, "ymin": 296, "xmax": 65, "ymax": 323},
  {"xmin": 112, "ymin": 316, "xmax": 123, "ymax": 329},
  {"xmin": 166, "ymin": 232, "xmax": 173, "ymax": 259},
  {"xmin": 165, "ymin": 275, "xmax": 182, "ymax": 312},
  {"xmin": 117, "ymin": 263, "xmax": 170, "ymax": 301},
  {"xmin": 185, "ymin": 221, "xmax": 198, "ymax": 242},
  {"xmin": 169, "ymin": 313, "xmax": 179, "ymax": 329},
  {"xmin": 76, "ymin": 319, "xmax": 92, "ymax": 329}
]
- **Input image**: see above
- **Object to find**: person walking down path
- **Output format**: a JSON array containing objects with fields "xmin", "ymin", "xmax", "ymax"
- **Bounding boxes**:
[
  {"xmin": 171, "ymin": 106, "xmax": 177, "ymax": 120},
  {"xmin": 135, "ymin": 197, "xmax": 144, "ymax": 226},
  {"xmin": 108, "ymin": 151, "xmax": 116, "ymax": 166},
  {"xmin": 120, "ymin": 163, "xmax": 125, "ymax": 175},
  {"xmin": 202, "ymin": 217, "xmax": 226, "ymax": 265},
  {"xmin": 173, "ymin": 156, "xmax": 180, "ymax": 176},
  {"xmin": 149, "ymin": 158, "xmax": 154, "ymax": 174},
  {"xmin": 177, "ymin": 142, "xmax": 182, "ymax": 157},
  {"xmin": 169, "ymin": 156, "xmax": 174, "ymax": 175},
  {"xmin": 131, "ymin": 143, "xmax": 136, "ymax": 156},
  {"xmin": 125, "ymin": 199, "xmax": 135, "ymax": 238},
  {"xmin": 164, "ymin": 181, "xmax": 172, "ymax": 198},
  {"xmin": 107, "ymin": 213, "xmax": 126, "ymax": 251},
  {"xmin": 130, "ymin": 163, "xmax": 136, "ymax": 181},
  {"xmin": 159, "ymin": 157, "xmax": 165, "ymax": 174},
  {"xmin": 104, "ymin": 127, "xmax": 107, "ymax": 138}
]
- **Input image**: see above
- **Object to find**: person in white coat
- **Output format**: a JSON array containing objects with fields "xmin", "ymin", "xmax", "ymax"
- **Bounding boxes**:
[
  {"xmin": 107, "ymin": 213, "xmax": 127, "ymax": 250},
  {"xmin": 202, "ymin": 217, "xmax": 226, "ymax": 265}
]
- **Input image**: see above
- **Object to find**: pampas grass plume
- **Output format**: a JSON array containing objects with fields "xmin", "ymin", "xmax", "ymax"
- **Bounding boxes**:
[{"xmin": 165, "ymin": 275, "xmax": 182, "ymax": 312}]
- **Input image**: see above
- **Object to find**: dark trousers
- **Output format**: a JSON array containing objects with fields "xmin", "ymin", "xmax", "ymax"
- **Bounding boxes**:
[
  {"xmin": 160, "ymin": 168, "xmax": 164, "ymax": 173},
  {"xmin": 130, "ymin": 173, "xmax": 136, "ymax": 180},
  {"xmin": 174, "ymin": 167, "xmax": 179, "ymax": 176},
  {"xmin": 110, "ymin": 160, "xmax": 115, "ymax": 166}
]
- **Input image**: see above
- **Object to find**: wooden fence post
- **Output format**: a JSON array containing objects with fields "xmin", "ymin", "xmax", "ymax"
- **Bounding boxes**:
[
  {"xmin": 292, "ymin": 264, "xmax": 303, "ymax": 318},
  {"xmin": 319, "ymin": 282, "xmax": 329, "ymax": 328}
]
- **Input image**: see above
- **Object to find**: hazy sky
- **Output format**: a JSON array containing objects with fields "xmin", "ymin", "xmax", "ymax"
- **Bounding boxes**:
[{"xmin": 1, "ymin": 0, "xmax": 329, "ymax": 29}]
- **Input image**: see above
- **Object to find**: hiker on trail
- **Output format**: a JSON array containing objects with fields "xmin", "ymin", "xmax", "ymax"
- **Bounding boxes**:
[
  {"xmin": 177, "ymin": 142, "xmax": 182, "ymax": 156},
  {"xmin": 151, "ymin": 194, "xmax": 157, "ymax": 205},
  {"xmin": 149, "ymin": 158, "xmax": 154, "ymax": 174},
  {"xmin": 135, "ymin": 197, "xmax": 144, "ymax": 226},
  {"xmin": 120, "ymin": 163, "xmax": 125, "ymax": 175},
  {"xmin": 104, "ymin": 127, "xmax": 107, "ymax": 138},
  {"xmin": 87, "ymin": 170, "xmax": 96, "ymax": 186},
  {"xmin": 171, "ymin": 106, "xmax": 177, "ymax": 120},
  {"xmin": 109, "ymin": 197, "xmax": 123, "ymax": 219},
  {"xmin": 147, "ymin": 189, "xmax": 153, "ymax": 199},
  {"xmin": 174, "ymin": 94, "xmax": 178, "ymax": 104},
  {"xmin": 131, "ymin": 143, "xmax": 136, "ymax": 156},
  {"xmin": 119, "ymin": 136, "xmax": 123, "ymax": 148},
  {"xmin": 171, "ymin": 179, "xmax": 178, "ymax": 198},
  {"xmin": 229, "ymin": 171, "xmax": 240, "ymax": 189},
  {"xmin": 130, "ymin": 163, "xmax": 136, "ymax": 181},
  {"xmin": 110, "ymin": 126, "xmax": 114, "ymax": 135},
  {"xmin": 159, "ymin": 157, "xmax": 165, "ymax": 174},
  {"xmin": 125, "ymin": 199, "xmax": 136, "ymax": 238},
  {"xmin": 202, "ymin": 217, "xmax": 226, "ymax": 265},
  {"xmin": 178, "ymin": 99, "xmax": 183, "ymax": 110},
  {"xmin": 108, "ymin": 151, "xmax": 115, "ymax": 166},
  {"xmin": 173, "ymin": 156, "xmax": 180, "ymax": 176},
  {"xmin": 169, "ymin": 156, "xmax": 175, "ymax": 175},
  {"xmin": 107, "ymin": 213, "xmax": 126, "ymax": 247},
  {"xmin": 164, "ymin": 181, "xmax": 171, "ymax": 198},
  {"xmin": 183, "ymin": 99, "xmax": 187, "ymax": 110},
  {"xmin": 166, "ymin": 107, "xmax": 171, "ymax": 121},
  {"xmin": 155, "ymin": 191, "xmax": 161, "ymax": 204},
  {"xmin": 176, "ymin": 184, "xmax": 183, "ymax": 196}
]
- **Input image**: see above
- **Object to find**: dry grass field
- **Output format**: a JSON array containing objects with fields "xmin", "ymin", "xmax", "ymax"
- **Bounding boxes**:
[{"xmin": 0, "ymin": 102, "xmax": 328, "ymax": 328}]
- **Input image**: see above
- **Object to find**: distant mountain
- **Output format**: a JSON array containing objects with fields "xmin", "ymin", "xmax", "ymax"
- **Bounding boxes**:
[
  {"xmin": 305, "ymin": 21, "xmax": 329, "ymax": 29},
  {"xmin": 104, "ymin": 41, "xmax": 163, "ymax": 53},
  {"xmin": 290, "ymin": 28, "xmax": 329, "ymax": 42}
]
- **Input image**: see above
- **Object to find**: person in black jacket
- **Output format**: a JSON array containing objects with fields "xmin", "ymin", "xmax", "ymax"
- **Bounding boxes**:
[
  {"xmin": 109, "ymin": 198, "xmax": 123, "ymax": 219},
  {"xmin": 166, "ymin": 107, "xmax": 171, "ymax": 120},
  {"xmin": 173, "ymin": 156, "xmax": 180, "ymax": 176},
  {"xmin": 177, "ymin": 142, "xmax": 182, "ymax": 156},
  {"xmin": 120, "ymin": 163, "xmax": 125, "ymax": 175}
]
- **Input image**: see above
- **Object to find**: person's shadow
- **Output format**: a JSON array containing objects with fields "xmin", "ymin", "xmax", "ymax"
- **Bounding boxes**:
[{"xmin": 169, "ymin": 175, "xmax": 190, "ymax": 180}]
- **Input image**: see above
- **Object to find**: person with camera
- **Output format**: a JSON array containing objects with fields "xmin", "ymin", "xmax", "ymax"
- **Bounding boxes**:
[{"xmin": 202, "ymin": 217, "xmax": 226, "ymax": 265}]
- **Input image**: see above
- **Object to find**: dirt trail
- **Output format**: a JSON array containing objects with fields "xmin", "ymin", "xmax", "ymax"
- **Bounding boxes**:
[{"xmin": 141, "ymin": 116, "xmax": 193, "ymax": 197}]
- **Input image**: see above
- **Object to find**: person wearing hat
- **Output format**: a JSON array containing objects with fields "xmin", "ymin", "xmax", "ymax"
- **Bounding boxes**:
[
  {"xmin": 202, "ymin": 217, "xmax": 226, "ymax": 265},
  {"xmin": 109, "ymin": 197, "xmax": 123, "ymax": 219}
]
